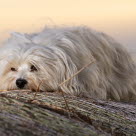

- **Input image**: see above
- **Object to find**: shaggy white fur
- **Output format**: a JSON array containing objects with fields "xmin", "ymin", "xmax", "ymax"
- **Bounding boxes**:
[{"xmin": 0, "ymin": 26, "xmax": 136, "ymax": 101}]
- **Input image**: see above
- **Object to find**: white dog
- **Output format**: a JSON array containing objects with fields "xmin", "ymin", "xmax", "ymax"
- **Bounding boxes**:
[{"xmin": 0, "ymin": 26, "xmax": 136, "ymax": 101}]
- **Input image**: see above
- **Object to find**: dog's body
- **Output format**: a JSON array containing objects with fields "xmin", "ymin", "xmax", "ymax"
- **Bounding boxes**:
[{"xmin": 0, "ymin": 26, "xmax": 136, "ymax": 101}]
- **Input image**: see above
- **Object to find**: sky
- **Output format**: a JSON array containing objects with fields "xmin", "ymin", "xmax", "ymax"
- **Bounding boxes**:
[{"xmin": 0, "ymin": 0, "xmax": 136, "ymax": 51}]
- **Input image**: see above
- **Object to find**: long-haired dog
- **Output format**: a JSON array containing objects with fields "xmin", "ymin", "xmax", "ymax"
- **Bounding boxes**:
[{"xmin": 0, "ymin": 26, "xmax": 136, "ymax": 101}]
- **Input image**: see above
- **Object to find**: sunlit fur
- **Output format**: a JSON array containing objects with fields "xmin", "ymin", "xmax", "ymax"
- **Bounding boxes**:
[{"xmin": 0, "ymin": 26, "xmax": 136, "ymax": 101}]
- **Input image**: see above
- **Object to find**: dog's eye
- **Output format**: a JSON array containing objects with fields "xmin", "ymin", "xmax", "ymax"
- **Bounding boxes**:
[
  {"xmin": 11, "ymin": 67, "xmax": 17, "ymax": 71},
  {"xmin": 30, "ymin": 65, "xmax": 37, "ymax": 72}
]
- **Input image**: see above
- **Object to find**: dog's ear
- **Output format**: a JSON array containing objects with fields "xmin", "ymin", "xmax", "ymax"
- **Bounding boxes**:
[{"xmin": 10, "ymin": 32, "xmax": 31, "ymax": 43}]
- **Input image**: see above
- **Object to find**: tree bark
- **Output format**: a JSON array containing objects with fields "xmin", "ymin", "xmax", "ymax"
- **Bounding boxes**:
[{"xmin": 0, "ymin": 90, "xmax": 135, "ymax": 136}]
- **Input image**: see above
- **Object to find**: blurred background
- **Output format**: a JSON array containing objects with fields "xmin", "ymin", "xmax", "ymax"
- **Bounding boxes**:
[{"xmin": 0, "ymin": 0, "xmax": 136, "ymax": 53}]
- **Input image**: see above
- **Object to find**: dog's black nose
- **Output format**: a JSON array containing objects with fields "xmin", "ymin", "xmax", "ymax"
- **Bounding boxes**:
[{"xmin": 16, "ymin": 78, "xmax": 27, "ymax": 89}]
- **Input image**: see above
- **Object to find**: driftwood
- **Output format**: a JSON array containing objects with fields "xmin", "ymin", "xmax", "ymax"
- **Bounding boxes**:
[{"xmin": 0, "ymin": 90, "xmax": 135, "ymax": 136}]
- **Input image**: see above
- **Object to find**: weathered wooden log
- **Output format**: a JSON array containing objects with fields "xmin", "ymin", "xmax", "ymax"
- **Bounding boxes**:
[{"xmin": 0, "ymin": 90, "xmax": 135, "ymax": 136}]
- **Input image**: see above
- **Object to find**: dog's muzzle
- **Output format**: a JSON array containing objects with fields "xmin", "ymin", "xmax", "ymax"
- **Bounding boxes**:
[{"xmin": 16, "ymin": 78, "xmax": 28, "ymax": 89}]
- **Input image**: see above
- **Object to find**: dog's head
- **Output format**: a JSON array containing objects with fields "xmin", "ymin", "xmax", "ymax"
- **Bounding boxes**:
[
  {"xmin": 0, "ymin": 32, "xmax": 79, "ymax": 94},
  {"xmin": 0, "ymin": 32, "xmax": 63, "ymax": 91}
]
